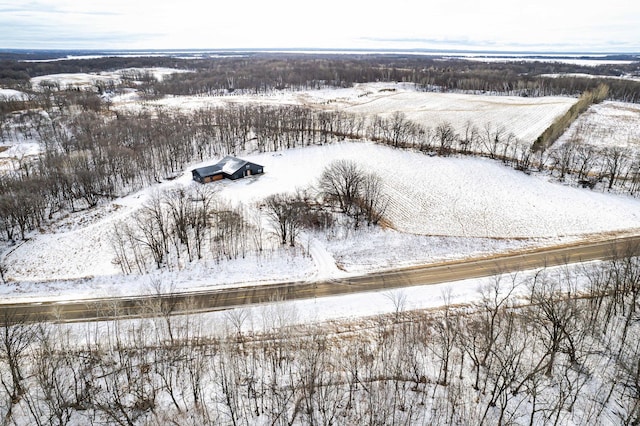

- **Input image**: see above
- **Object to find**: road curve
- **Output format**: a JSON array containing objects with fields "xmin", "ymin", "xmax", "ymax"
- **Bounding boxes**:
[{"xmin": 2, "ymin": 233, "xmax": 639, "ymax": 325}]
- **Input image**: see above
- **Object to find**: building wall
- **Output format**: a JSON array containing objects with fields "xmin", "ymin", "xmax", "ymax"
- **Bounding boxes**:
[{"xmin": 247, "ymin": 163, "xmax": 264, "ymax": 176}]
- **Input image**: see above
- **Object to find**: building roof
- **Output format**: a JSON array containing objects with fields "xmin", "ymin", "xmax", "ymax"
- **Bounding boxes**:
[
  {"xmin": 192, "ymin": 156, "xmax": 257, "ymax": 178},
  {"xmin": 220, "ymin": 156, "xmax": 248, "ymax": 175}
]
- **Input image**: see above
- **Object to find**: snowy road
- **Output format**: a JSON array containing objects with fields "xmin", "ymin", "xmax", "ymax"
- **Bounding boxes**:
[{"xmin": 2, "ymin": 232, "xmax": 639, "ymax": 325}]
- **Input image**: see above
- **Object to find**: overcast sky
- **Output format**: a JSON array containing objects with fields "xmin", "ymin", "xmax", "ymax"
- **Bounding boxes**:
[{"xmin": 1, "ymin": 0, "xmax": 639, "ymax": 52}]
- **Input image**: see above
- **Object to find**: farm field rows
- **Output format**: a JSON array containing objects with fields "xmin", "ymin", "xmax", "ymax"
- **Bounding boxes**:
[
  {"xmin": 112, "ymin": 82, "xmax": 576, "ymax": 143},
  {"xmin": 339, "ymin": 89, "xmax": 575, "ymax": 142}
]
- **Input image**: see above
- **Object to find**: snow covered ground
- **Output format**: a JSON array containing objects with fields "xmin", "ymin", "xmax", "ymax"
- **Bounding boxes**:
[
  {"xmin": 462, "ymin": 57, "xmax": 638, "ymax": 66},
  {"xmin": 0, "ymin": 142, "xmax": 41, "ymax": 171},
  {"xmin": 540, "ymin": 72, "xmax": 640, "ymax": 82},
  {"xmin": 174, "ymin": 263, "xmax": 586, "ymax": 334},
  {"xmin": 29, "ymin": 67, "xmax": 192, "ymax": 90},
  {"xmin": 3, "ymin": 64, "xmax": 639, "ymax": 426},
  {"xmin": 338, "ymin": 88, "xmax": 574, "ymax": 142},
  {"xmin": 53, "ymin": 259, "xmax": 593, "ymax": 341},
  {"xmin": 210, "ymin": 143, "xmax": 640, "ymax": 238},
  {"xmin": 555, "ymin": 100, "xmax": 640, "ymax": 150},
  {"xmin": 4, "ymin": 142, "xmax": 640, "ymax": 303},
  {"xmin": 0, "ymin": 88, "xmax": 28, "ymax": 100},
  {"xmin": 114, "ymin": 82, "xmax": 576, "ymax": 143}
]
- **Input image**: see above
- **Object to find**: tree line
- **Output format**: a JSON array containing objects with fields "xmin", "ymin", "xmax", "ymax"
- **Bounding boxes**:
[
  {"xmin": 1, "ymin": 252, "xmax": 640, "ymax": 424},
  {"xmin": 2, "ymin": 54, "xmax": 639, "ymax": 101},
  {"xmin": 0, "ymin": 55, "xmax": 188, "ymax": 89},
  {"xmin": 532, "ymin": 84, "xmax": 610, "ymax": 151},
  {"xmin": 149, "ymin": 55, "xmax": 640, "ymax": 102}
]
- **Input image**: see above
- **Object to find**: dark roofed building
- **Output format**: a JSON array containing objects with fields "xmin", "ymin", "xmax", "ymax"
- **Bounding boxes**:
[{"xmin": 192, "ymin": 156, "xmax": 264, "ymax": 183}]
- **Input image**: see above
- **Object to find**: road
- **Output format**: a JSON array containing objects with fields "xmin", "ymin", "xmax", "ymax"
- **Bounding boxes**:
[{"xmin": 1, "ymin": 233, "xmax": 639, "ymax": 325}]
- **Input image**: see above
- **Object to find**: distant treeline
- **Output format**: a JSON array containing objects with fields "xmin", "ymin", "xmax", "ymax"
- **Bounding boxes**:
[
  {"xmin": 155, "ymin": 55, "xmax": 640, "ymax": 102},
  {"xmin": 2, "ymin": 54, "xmax": 640, "ymax": 102},
  {"xmin": 0, "ymin": 56, "xmax": 189, "ymax": 88}
]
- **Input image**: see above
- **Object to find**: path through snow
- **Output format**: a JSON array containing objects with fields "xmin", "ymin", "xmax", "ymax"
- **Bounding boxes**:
[{"xmin": 307, "ymin": 236, "xmax": 345, "ymax": 280}]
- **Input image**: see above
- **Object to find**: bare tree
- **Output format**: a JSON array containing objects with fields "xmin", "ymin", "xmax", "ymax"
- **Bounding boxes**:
[
  {"xmin": 263, "ymin": 193, "xmax": 304, "ymax": 246},
  {"xmin": 430, "ymin": 288, "xmax": 458, "ymax": 386},
  {"xmin": 0, "ymin": 258, "xmax": 6, "ymax": 285},
  {"xmin": 212, "ymin": 205, "xmax": 250, "ymax": 260},
  {"xmin": 603, "ymin": 146, "xmax": 628, "ymax": 190},
  {"xmin": 318, "ymin": 159, "xmax": 364, "ymax": 217},
  {"xmin": 384, "ymin": 290, "xmax": 407, "ymax": 322},
  {"xmin": 482, "ymin": 122, "xmax": 506, "ymax": 159},
  {"xmin": 190, "ymin": 184, "xmax": 217, "ymax": 260},
  {"xmin": 0, "ymin": 312, "xmax": 37, "ymax": 422},
  {"xmin": 389, "ymin": 111, "xmax": 413, "ymax": 148},
  {"xmin": 435, "ymin": 121, "xmax": 457, "ymax": 156},
  {"xmin": 135, "ymin": 191, "xmax": 171, "ymax": 268},
  {"xmin": 359, "ymin": 172, "xmax": 388, "ymax": 226},
  {"xmin": 550, "ymin": 142, "xmax": 576, "ymax": 181},
  {"xmin": 31, "ymin": 323, "xmax": 84, "ymax": 426},
  {"xmin": 164, "ymin": 187, "xmax": 195, "ymax": 261},
  {"xmin": 459, "ymin": 120, "xmax": 480, "ymax": 154},
  {"xmin": 318, "ymin": 159, "xmax": 387, "ymax": 227},
  {"xmin": 526, "ymin": 271, "xmax": 581, "ymax": 377}
]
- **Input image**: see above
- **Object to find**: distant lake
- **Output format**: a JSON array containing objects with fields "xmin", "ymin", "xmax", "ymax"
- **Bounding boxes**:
[{"xmin": 1, "ymin": 48, "xmax": 638, "ymax": 65}]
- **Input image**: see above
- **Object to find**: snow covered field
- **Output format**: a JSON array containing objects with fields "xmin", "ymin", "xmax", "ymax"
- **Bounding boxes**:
[
  {"xmin": 30, "ymin": 67, "xmax": 191, "ymax": 90},
  {"xmin": 541, "ymin": 72, "xmax": 640, "ymax": 82},
  {"xmin": 555, "ymin": 100, "xmax": 640, "ymax": 150},
  {"xmin": 114, "ymin": 82, "xmax": 576, "ymax": 143},
  {"xmin": 339, "ymin": 89, "xmax": 574, "ymax": 142},
  {"xmin": 3, "ymin": 81, "xmax": 576, "ymax": 169},
  {"xmin": 0, "ymin": 88, "xmax": 27, "ymax": 100},
  {"xmin": 4, "ymin": 142, "xmax": 640, "ymax": 303}
]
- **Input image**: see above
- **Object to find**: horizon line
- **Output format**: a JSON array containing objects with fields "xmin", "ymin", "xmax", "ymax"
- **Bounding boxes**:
[{"xmin": 1, "ymin": 47, "xmax": 639, "ymax": 56}]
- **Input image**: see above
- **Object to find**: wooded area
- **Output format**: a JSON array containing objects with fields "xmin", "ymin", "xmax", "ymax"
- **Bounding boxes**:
[
  {"xmin": 1, "ymin": 254, "xmax": 640, "ymax": 425},
  {"xmin": 1, "ymin": 54, "xmax": 639, "ymax": 101}
]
